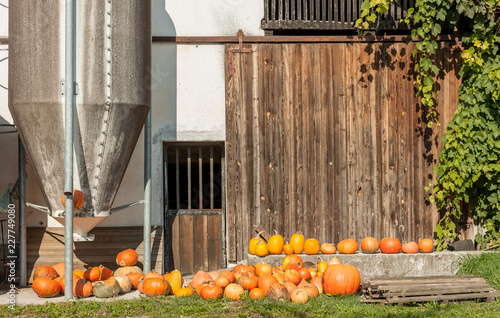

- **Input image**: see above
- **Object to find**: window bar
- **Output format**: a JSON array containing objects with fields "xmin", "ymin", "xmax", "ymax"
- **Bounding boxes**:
[
  {"xmin": 297, "ymin": 0, "xmax": 302, "ymax": 21},
  {"xmin": 340, "ymin": 0, "xmax": 345, "ymax": 28},
  {"xmin": 322, "ymin": 0, "xmax": 327, "ymax": 22},
  {"xmin": 188, "ymin": 147, "xmax": 192, "ymax": 209},
  {"xmin": 199, "ymin": 147, "xmax": 203, "ymax": 209},
  {"xmin": 328, "ymin": 0, "xmax": 333, "ymax": 25},
  {"xmin": 278, "ymin": 0, "xmax": 283, "ymax": 21},
  {"xmin": 271, "ymin": 0, "xmax": 276, "ymax": 21},
  {"xmin": 291, "ymin": 0, "xmax": 295, "ymax": 21},
  {"xmin": 221, "ymin": 154, "xmax": 226, "ymax": 267},
  {"xmin": 285, "ymin": 0, "xmax": 289, "ymax": 21},
  {"xmin": 176, "ymin": 148, "xmax": 180, "ymax": 210},
  {"xmin": 316, "ymin": 0, "xmax": 320, "ymax": 22},
  {"xmin": 333, "ymin": 0, "xmax": 338, "ymax": 29},
  {"xmin": 310, "ymin": 0, "xmax": 314, "ymax": 21},
  {"xmin": 210, "ymin": 147, "xmax": 214, "ymax": 210}
]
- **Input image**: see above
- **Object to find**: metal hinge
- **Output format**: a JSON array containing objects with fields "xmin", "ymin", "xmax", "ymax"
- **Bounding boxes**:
[{"xmin": 227, "ymin": 30, "xmax": 253, "ymax": 77}]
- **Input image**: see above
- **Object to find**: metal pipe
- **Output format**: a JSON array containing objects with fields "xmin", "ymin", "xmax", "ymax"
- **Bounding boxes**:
[
  {"xmin": 143, "ymin": 111, "xmax": 152, "ymax": 273},
  {"xmin": 64, "ymin": 0, "xmax": 76, "ymax": 301},
  {"xmin": 18, "ymin": 137, "xmax": 27, "ymax": 287}
]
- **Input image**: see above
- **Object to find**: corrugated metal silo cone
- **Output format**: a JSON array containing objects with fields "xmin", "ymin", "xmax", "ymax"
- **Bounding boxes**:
[{"xmin": 9, "ymin": 1, "xmax": 151, "ymax": 239}]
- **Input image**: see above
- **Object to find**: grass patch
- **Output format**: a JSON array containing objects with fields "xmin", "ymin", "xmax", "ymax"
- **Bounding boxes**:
[
  {"xmin": 456, "ymin": 251, "xmax": 500, "ymax": 290},
  {"xmin": 1, "ymin": 294, "xmax": 499, "ymax": 318}
]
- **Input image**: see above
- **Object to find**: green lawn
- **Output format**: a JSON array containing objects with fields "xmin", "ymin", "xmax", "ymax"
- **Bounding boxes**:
[{"xmin": 2, "ymin": 252, "xmax": 500, "ymax": 318}]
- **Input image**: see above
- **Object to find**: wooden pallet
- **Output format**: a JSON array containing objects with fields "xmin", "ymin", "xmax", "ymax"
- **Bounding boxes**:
[{"xmin": 360, "ymin": 276, "xmax": 500, "ymax": 305}]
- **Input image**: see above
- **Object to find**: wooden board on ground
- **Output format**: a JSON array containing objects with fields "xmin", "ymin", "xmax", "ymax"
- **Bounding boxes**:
[{"xmin": 360, "ymin": 276, "xmax": 500, "ymax": 305}]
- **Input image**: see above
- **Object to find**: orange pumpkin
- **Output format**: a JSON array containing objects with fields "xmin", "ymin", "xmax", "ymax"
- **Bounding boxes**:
[
  {"xmin": 255, "ymin": 263, "xmax": 272, "ymax": 277},
  {"xmin": 302, "ymin": 282, "xmax": 319, "ymax": 298},
  {"xmin": 58, "ymin": 273, "xmax": 81, "ymax": 294},
  {"xmin": 283, "ymin": 243, "xmax": 294, "ymax": 255},
  {"xmin": 32, "ymin": 277, "xmax": 61, "ymax": 298},
  {"xmin": 402, "ymin": 241, "xmax": 419, "ymax": 254},
  {"xmin": 320, "ymin": 243, "xmax": 337, "ymax": 254},
  {"xmin": 282, "ymin": 254, "xmax": 303, "ymax": 271},
  {"xmin": 114, "ymin": 265, "xmax": 142, "ymax": 277},
  {"xmin": 337, "ymin": 239, "xmax": 358, "ymax": 254},
  {"xmin": 267, "ymin": 234, "xmax": 285, "ymax": 254},
  {"xmin": 298, "ymin": 267, "xmax": 311, "ymax": 281},
  {"xmin": 215, "ymin": 276, "xmax": 230, "ymax": 289},
  {"xmin": 74, "ymin": 278, "xmax": 93, "ymax": 298},
  {"xmin": 196, "ymin": 282, "xmax": 211, "ymax": 296},
  {"xmin": 418, "ymin": 239, "xmax": 434, "ymax": 253},
  {"xmin": 218, "ymin": 270, "xmax": 235, "ymax": 284},
  {"xmin": 328, "ymin": 257, "xmax": 341, "ymax": 266},
  {"xmin": 238, "ymin": 275, "xmax": 259, "ymax": 290},
  {"xmin": 380, "ymin": 238, "xmax": 401, "ymax": 254},
  {"xmin": 143, "ymin": 277, "xmax": 170, "ymax": 297},
  {"xmin": 126, "ymin": 273, "xmax": 144, "ymax": 290},
  {"xmin": 224, "ymin": 283, "xmax": 245, "ymax": 300},
  {"xmin": 249, "ymin": 287, "xmax": 265, "ymax": 299},
  {"xmin": 290, "ymin": 288, "xmax": 309, "ymax": 303},
  {"xmin": 73, "ymin": 270, "xmax": 85, "ymax": 279},
  {"xmin": 191, "ymin": 271, "xmax": 214, "ymax": 289},
  {"xmin": 257, "ymin": 274, "xmax": 279, "ymax": 294},
  {"xmin": 322, "ymin": 264, "xmax": 360, "ymax": 296},
  {"xmin": 52, "ymin": 263, "xmax": 65, "ymax": 277},
  {"xmin": 84, "ymin": 265, "xmax": 113, "ymax": 282},
  {"xmin": 174, "ymin": 287, "xmax": 194, "ymax": 297},
  {"xmin": 61, "ymin": 189, "xmax": 85, "ymax": 209},
  {"xmin": 304, "ymin": 238, "xmax": 320, "ymax": 255},
  {"xmin": 200, "ymin": 283, "xmax": 223, "ymax": 300},
  {"xmin": 248, "ymin": 236, "xmax": 260, "ymax": 255},
  {"xmin": 116, "ymin": 249, "xmax": 138, "ymax": 267},
  {"xmin": 143, "ymin": 270, "xmax": 163, "ymax": 280},
  {"xmin": 317, "ymin": 260, "xmax": 328, "ymax": 273},
  {"xmin": 361, "ymin": 237, "xmax": 379, "ymax": 254},
  {"xmin": 255, "ymin": 240, "xmax": 269, "ymax": 257},
  {"xmin": 284, "ymin": 281, "xmax": 298, "ymax": 294},
  {"xmin": 290, "ymin": 232, "xmax": 305, "ymax": 254},
  {"xmin": 283, "ymin": 269, "xmax": 301, "ymax": 285},
  {"xmin": 33, "ymin": 265, "xmax": 59, "ymax": 280}
]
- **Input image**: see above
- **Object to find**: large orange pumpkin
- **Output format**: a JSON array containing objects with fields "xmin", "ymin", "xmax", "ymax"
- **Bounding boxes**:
[
  {"xmin": 255, "ymin": 263, "xmax": 272, "ymax": 277},
  {"xmin": 418, "ymin": 239, "xmax": 434, "ymax": 253},
  {"xmin": 267, "ymin": 234, "xmax": 285, "ymax": 254},
  {"xmin": 322, "ymin": 264, "xmax": 360, "ymax": 296},
  {"xmin": 380, "ymin": 237, "xmax": 401, "ymax": 254},
  {"xmin": 219, "ymin": 270, "xmax": 235, "ymax": 284},
  {"xmin": 249, "ymin": 287, "xmax": 265, "ymax": 299},
  {"xmin": 61, "ymin": 189, "xmax": 85, "ymax": 209},
  {"xmin": 32, "ymin": 277, "xmax": 61, "ymax": 298},
  {"xmin": 33, "ymin": 265, "xmax": 59, "ymax": 280},
  {"xmin": 360, "ymin": 237, "xmax": 379, "ymax": 254},
  {"xmin": 116, "ymin": 249, "xmax": 138, "ymax": 267},
  {"xmin": 224, "ymin": 283, "xmax": 245, "ymax": 300},
  {"xmin": 337, "ymin": 239, "xmax": 358, "ymax": 254},
  {"xmin": 52, "ymin": 263, "xmax": 65, "ymax": 277},
  {"xmin": 238, "ymin": 275, "xmax": 259, "ymax": 290},
  {"xmin": 290, "ymin": 233, "xmax": 305, "ymax": 254},
  {"xmin": 304, "ymin": 238, "xmax": 320, "ymax": 255}
]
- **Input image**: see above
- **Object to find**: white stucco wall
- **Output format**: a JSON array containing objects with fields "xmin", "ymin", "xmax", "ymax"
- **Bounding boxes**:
[{"xmin": 0, "ymin": 0, "xmax": 264, "ymax": 228}]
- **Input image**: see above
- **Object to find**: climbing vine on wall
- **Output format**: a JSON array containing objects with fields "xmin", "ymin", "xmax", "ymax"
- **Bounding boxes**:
[{"xmin": 356, "ymin": 0, "xmax": 500, "ymax": 250}]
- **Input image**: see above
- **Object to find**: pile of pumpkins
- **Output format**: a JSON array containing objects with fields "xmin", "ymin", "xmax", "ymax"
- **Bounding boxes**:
[
  {"xmin": 190, "ymin": 254, "xmax": 360, "ymax": 303},
  {"xmin": 30, "ymin": 248, "xmax": 188, "ymax": 299},
  {"xmin": 249, "ymin": 232, "xmax": 434, "ymax": 256}
]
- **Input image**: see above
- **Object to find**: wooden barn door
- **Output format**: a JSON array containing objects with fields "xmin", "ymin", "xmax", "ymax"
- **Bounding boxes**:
[
  {"xmin": 163, "ymin": 142, "xmax": 225, "ymax": 274},
  {"xmin": 225, "ymin": 42, "xmax": 462, "ymax": 263}
]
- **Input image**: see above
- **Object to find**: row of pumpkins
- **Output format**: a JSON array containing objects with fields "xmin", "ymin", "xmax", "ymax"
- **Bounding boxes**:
[
  {"xmin": 249, "ymin": 233, "xmax": 434, "ymax": 256},
  {"xmin": 31, "ymin": 249, "xmax": 361, "ymax": 303}
]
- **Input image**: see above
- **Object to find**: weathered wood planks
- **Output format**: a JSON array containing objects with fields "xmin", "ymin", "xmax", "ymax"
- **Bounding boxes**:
[
  {"xmin": 225, "ymin": 42, "xmax": 464, "ymax": 263},
  {"xmin": 361, "ymin": 276, "xmax": 500, "ymax": 305}
]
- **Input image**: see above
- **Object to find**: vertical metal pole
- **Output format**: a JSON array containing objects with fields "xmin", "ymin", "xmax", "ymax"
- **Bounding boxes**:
[
  {"xmin": 143, "ymin": 111, "xmax": 152, "ymax": 274},
  {"xmin": 64, "ymin": 0, "xmax": 76, "ymax": 300},
  {"xmin": 18, "ymin": 138, "xmax": 27, "ymax": 287}
]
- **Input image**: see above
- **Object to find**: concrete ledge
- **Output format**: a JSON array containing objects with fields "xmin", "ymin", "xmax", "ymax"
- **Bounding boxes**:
[{"xmin": 248, "ymin": 251, "xmax": 484, "ymax": 281}]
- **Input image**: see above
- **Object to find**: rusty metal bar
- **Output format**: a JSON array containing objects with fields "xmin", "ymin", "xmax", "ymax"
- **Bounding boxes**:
[
  {"xmin": 0, "ymin": 37, "xmax": 8, "ymax": 44},
  {"xmin": 152, "ymin": 34, "xmax": 458, "ymax": 44},
  {"xmin": 199, "ymin": 147, "xmax": 203, "ymax": 209},
  {"xmin": 210, "ymin": 147, "xmax": 214, "ymax": 210},
  {"xmin": 176, "ymin": 148, "xmax": 180, "ymax": 209},
  {"xmin": 188, "ymin": 147, "xmax": 192, "ymax": 209}
]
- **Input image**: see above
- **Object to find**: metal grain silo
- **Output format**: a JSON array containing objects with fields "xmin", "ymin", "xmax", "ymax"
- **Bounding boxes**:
[{"xmin": 9, "ymin": 1, "xmax": 150, "ymax": 226}]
